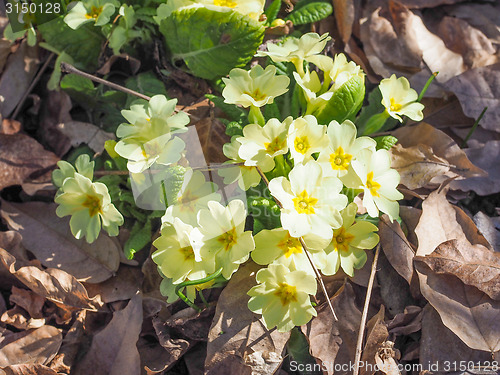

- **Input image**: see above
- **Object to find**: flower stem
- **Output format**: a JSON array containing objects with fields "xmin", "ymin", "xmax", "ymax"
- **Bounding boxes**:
[
  {"xmin": 462, "ymin": 106, "xmax": 487, "ymax": 148},
  {"xmin": 255, "ymin": 166, "xmax": 338, "ymax": 321},
  {"xmin": 417, "ymin": 71, "xmax": 438, "ymax": 103},
  {"xmin": 248, "ymin": 105, "xmax": 265, "ymax": 126},
  {"xmin": 175, "ymin": 268, "xmax": 223, "ymax": 312}
]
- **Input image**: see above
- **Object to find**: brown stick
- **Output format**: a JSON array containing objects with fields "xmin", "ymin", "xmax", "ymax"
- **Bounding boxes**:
[{"xmin": 353, "ymin": 243, "xmax": 381, "ymax": 375}]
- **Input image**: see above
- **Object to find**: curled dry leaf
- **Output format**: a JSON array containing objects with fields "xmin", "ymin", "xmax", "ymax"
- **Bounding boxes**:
[
  {"xmin": 151, "ymin": 315, "xmax": 191, "ymax": 372},
  {"xmin": 302, "ymin": 282, "xmax": 361, "ymax": 375},
  {"xmin": 390, "ymin": 144, "xmax": 450, "ymax": 190},
  {"xmin": 73, "ymin": 294, "xmax": 142, "ymax": 375},
  {"xmin": 473, "ymin": 211, "xmax": 500, "ymax": 253},
  {"xmin": 0, "ymin": 133, "xmax": 59, "ymax": 191},
  {"xmin": 0, "ymin": 40, "xmax": 39, "ymax": 118},
  {"xmin": 451, "ymin": 140, "xmax": 500, "ymax": 195},
  {"xmin": 1, "ymin": 201, "xmax": 120, "ymax": 283},
  {"xmin": 9, "ymin": 286, "xmax": 46, "ymax": 319},
  {"xmin": 387, "ymin": 306, "xmax": 422, "ymax": 336},
  {"xmin": 414, "ymin": 189, "xmax": 492, "ymax": 257},
  {"xmin": 360, "ymin": 305, "xmax": 389, "ymax": 375},
  {"xmin": 374, "ymin": 341, "xmax": 401, "ymax": 375},
  {"xmin": 445, "ymin": 63, "xmax": 500, "ymax": 132},
  {"xmin": 392, "ymin": 123, "xmax": 486, "ymax": 187},
  {"xmin": 0, "ymin": 248, "xmax": 95, "ymax": 311},
  {"xmin": 84, "ymin": 265, "xmax": 142, "ymax": 304},
  {"xmin": 333, "ymin": 0, "xmax": 355, "ymax": 44},
  {"xmin": 205, "ymin": 262, "xmax": 290, "ymax": 375},
  {"xmin": 1, "ymin": 305, "xmax": 45, "ymax": 330},
  {"xmin": 56, "ymin": 121, "xmax": 114, "ymax": 154},
  {"xmin": 0, "ymin": 326, "xmax": 62, "ymax": 367},
  {"xmin": 379, "ymin": 215, "xmax": 415, "ymax": 284},
  {"xmin": 415, "ymin": 239, "xmax": 500, "ymax": 300},
  {"xmin": 0, "ymin": 364, "xmax": 59, "ymax": 375},
  {"xmin": 416, "ymin": 259, "xmax": 500, "ymax": 352},
  {"xmin": 419, "ymin": 304, "xmax": 492, "ymax": 372}
]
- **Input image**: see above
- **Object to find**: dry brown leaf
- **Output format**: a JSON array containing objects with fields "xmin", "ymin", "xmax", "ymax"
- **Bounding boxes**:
[
  {"xmin": 451, "ymin": 140, "xmax": 500, "ymax": 195},
  {"xmin": 9, "ymin": 286, "xmax": 45, "ymax": 319},
  {"xmin": 0, "ymin": 326, "xmax": 62, "ymax": 366},
  {"xmin": 1, "ymin": 306, "xmax": 45, "ymax": 330},
  {"xmin": 50, "ymin": 310, "xmax": 86, "ymax": 374},
  {"xmin": 302, "ymin": 282, "xmax": 361, "ymax": 375},
  {"xmin": 164, "ymin": 306, "xmax": 214, "ymax": 342},
  {"xmin": 387, "ymin": 306, "xmax": 422, "ymax": 336},
  {"xmin": 56, "ymin": 121, "xmax": 114, "ymax": 154},
  {"xmin": 378, "ymin": 215, "xmax": 415, "ymax": 284},
  {"xmin": 73, "ymin": 294, "xmax": 142, "ymax": 375},
  {"xmin": 415, "ymin": 239, "xmax": 500, "ymax": 300},
  {"xmin": 0, "ymin": 247, "xmax": 95, "ymax": 311},
  {"xmin": 205, "ymin": 262, "xmax": 290, "ymax": 375},
  {"xmin": 0, "ymin": 133, "xmax": 59, "ymax": 191},
  {"xmin": 392, "ymin": 123, "xmax": 486, "ymax": 186},
  {"xmin": 360, "ymin": 305, "xmax": 388, "ymax": 375},
  {"xmin": 390, "ymin": 144, "xmax": 450, "ymax": 190},
  {"xmin": 183, "ymin": 343, "xmax": 206, "ymax": 375},
  {"xmin": 333, "ymin": 0, "xmax": 355, "ymax": 44},
  {"xmin": 473, "ymin": 212, "xmax": 500, "ymax": 253},
  {"xmin": 1, "ymin": 201, "xmax": 120, "ymax": 283},
  {"xmin": 0, "ymin": 40, "xmax": 39, "ymax": 118},
  {"xmin": 0, "ymin": 38, "xmax": 11, "ymax": 75},
  {"xmin": 445, "ymin": 63, "xmax": 500, "ymax": 132},
  {"xmin": 194, "ymin": 117, "xmax": 229, "ymax": 164},
  {"xmin": 0, "ymin": 364, "xmax": 59, "ymax": 375},
  {"xmin": 416, "ymin": 259, "xmax": 500, "ymax": 352},
  {"xmin": 84, "ymin": 265, "xmax": 142, "ymax": 304},
  {"xmin": 395, "ymin": 0, "xmax": 474, "ymax": 7},
  {"xmin": 151, "ymin": 315, "xmax": 191, "ymax": 371},
  {"xmin": 0, "ymin": 119, "xmax": 21, "ymax": 135},
  {"xmin": 419, "ymin": 304, "xmax": 492, "ymax": 372},
  {"xmin": 414, "ymin": 189, "xmax": 492, "ymax": 257}
]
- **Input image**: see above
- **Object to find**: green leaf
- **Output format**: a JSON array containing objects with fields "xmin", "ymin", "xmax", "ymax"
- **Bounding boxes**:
[
  {"xmin": 247, "ymin": 184, "xmax": 281, "ymax": 234},
  {"xmin": 124, "ymin": 220, "xmax": 152, "ymax": 259},
  {"xmin": 286, "ymin": 328, "xmax": 322, "ymax": 375},
  {"xmin": 265, "ymin": 0, "xmax": 282, "ymax": 24},
  {"xmin": 263, "ymin": 101, "xmax": 281, "ymax": 121},
  {"xmin": 285, "ymin": 2, "xmax": 333, "ymax": 26},
  {"xmin": 313, "ymin": 75, "xmax": 365, "ymax": 124},
  {"xmin": 38, "ymin": 16, "xmax": 105, "ymax": 71},
  {"xmin": 125, "ymin": 71, "xmax": 168, "ymax": 106},
  {"xmin": 374, "ymin": 135, "xmax": 398, "ymax": 150},
  {"xmin": 225, "ymin": 121, "xmax": 244, "ymax": 137},
  {"xmin": 159, "ymin": 8, "xmax": 265, "ymax": 79},
  {"xmin": 205, "ymin": 94, "xmax": 247, "ymax": 123}
]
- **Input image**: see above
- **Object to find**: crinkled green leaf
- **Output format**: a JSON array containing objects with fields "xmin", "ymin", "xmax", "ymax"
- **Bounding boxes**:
[
  {"xmin": 124, "ymin": 220, "xmax": 152, "ymax": 259},
  {"xmin": 265, "ymin": 0, "xmax": 282, "ymax": 24},
  {"xmin": 374, "ymin": 135, "xmax": 398, "ymax": 151},
  {"xmin": 285, "ymin": 1, "xmax": 333, "ymax": 26},
  {"xmin": 313, "ymin": 75, "xmax": 365, "ymax": 124},
  {"xmin": 247, "ymin": 185, "xmax": 281, "ymax": 234},
  {"xmin": 38, "ymin": 16, "xmax": 105, "ymax": 71},
  {"xmin": 125, "ymin": 71, "xmax": 168, "ymax": 106},
  {"xmin": 159, "ymin": 8, "xmax": 265, "ymax": 79},
  {"xmin": 224, "ymin": 121, "xmax": 244, "ymax": 137}
]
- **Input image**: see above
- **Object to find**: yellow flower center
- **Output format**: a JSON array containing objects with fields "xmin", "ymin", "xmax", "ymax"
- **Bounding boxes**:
[
  {"xmin": 82, "ymin": 194, "xmax": 102, "ymax": 217},
  {"xmin": 274, "ymin": 282, "xmax": 298, "ymax": 306},
  {"xmin": 389, "ymin": 98, "xmax": 402, "ymax": 112},
  {"xmin": 179, "ymin": 246, "xmax": 195, "ymax": 261},
  {"xmin": 85, "ymin": 6, "xmax": 103, "ymax": 19},
  {"xmin": 218, "ymin": 227, "xmax": 238, "ymax": 251},
  {"xmin": 277, "ymin": 235, "xmax": 302, "ymax": 258},
  {"xmin": 293, "ymin": 190, "xmax": 318, "ymax": 215},
  {"xmin": 331, "ymin": 227, "xmax": 355, "ymax": 253},
  {"xmin": 329, "ymin": 146, "xmax": 352, "ymax": 171},
  {"xmin": 366, "ymin": 171, "xmax": 381, "ymax": 197},
  {"xmin": 294, "ymin": 136, "xmax": 310, "ymax": 155},
  {"xmin": 214, "ymin": 0, "xmax": 237, "ymax": 7},
  {"xmin": 244, "ymin": 88, "xmax": 267, "ymax": 101},
  {"xmin": 264, "ymin": 137, "xmax": 286, "ymax": 154}
]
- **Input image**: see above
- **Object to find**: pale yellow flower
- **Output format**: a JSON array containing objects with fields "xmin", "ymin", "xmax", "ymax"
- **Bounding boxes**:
[
  {"xmin": 379, "ymin": 74, "xmax": 424, "ymax": 122},
  {"xmin": 320, "ymin": 203, "xmax": 379, "ymax": 276},
  {"xmin": 222, "ymin": 65, "xmax": 290, "ymax": 108},
  {"xmin": 248, "ymin": 263, "xmax": 317, "ymax": 332},
  {"xmin": 287, "ymin": 116, "xmax": 328, "ymax": 164}
]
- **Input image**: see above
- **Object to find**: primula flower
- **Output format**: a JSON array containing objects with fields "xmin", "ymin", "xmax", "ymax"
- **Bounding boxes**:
[
  {"xmin": 237, "ymin": 117, "xmax": 291, "ymax": 170},
  {"xmin": 251, "ymin": 228, "xmax": 329, "ymax": 274},
  {"xmin": 218, "ymin": 137, "xmax": 262, "ymax": 190},
  {"xmin": 52, "ymin": 154, "xmax": 94, "ymax": 189},
  {"xmin": 162, "ymin": 169, "xmax": 221, "ymax": 226},
  {"xmin": 379, "ymin": 74, "xmax": 424, "ymax": 122},
  {"xmin": 317, "ymin": 120, "xmax": 376, "ymax": 178},
  {"xmin": 193, "ymin": 200, "xmax": 255, "ymax": 279},
  {"xmin": 320, "ymin": 203, "xmax": 379, "ymax": 277},
  {"xmin": 287, "ymin": 116, "xmax": 328, "ymax": 164},
  {"xmin": 256, "ymin": 33, "xmax": 331, "ymax": 76},
  {"xmin": 152, "ymin": 218, "xmax": 211, "ymax": 284},
  {"xmin": 343, "ymin": 149, "xmax": 404, "ymax": 221},
  {"xmin": 248, "ymin": 263, "xmax": 317, "ymax": 332},
  {"xmin": 55, "ymin": 173, "xmax": 123, "ymax": 243},
  {"xmin": 64, "ymin": 0, "xmax": 119, "ymax": 29},
  {"xmin": 115, "ymin": 96, "xmax": 189, "ymax": 173},
  {"xmin": 199, "ymin": 0, "xmax": 265, "ymax": 18},
  {"xmin": 293, "ymin": 70, "xmax": 333, "ymax": 114},
  {"xmin": 222, "ymin": 65, "xmax": 290, "ymax": 108},
  {"xmin": 325, "ymin": 53, "xmax": 365, "ymax": 92},
  {"xmin": 268, "ymin": 161, "xmax": 347, "ymax": 239}
]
